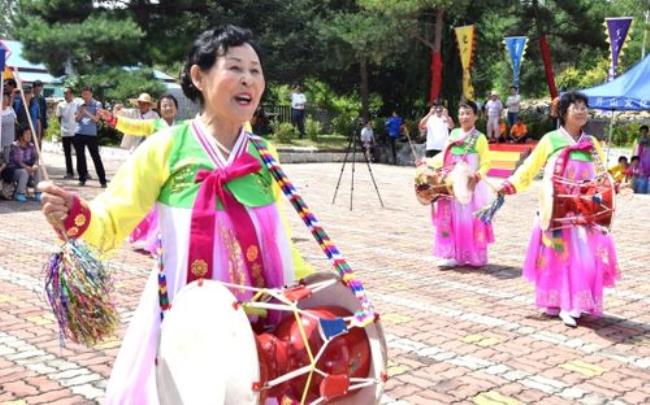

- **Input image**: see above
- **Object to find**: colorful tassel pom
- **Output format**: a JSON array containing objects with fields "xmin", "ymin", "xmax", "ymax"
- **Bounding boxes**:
[
  {"xmin": 475, "ymin": 193, "xmax": 505, "ymax": 224},
  {"xmin": 44, "ymin": 239, "xmax": 118, "ymax": 347}
]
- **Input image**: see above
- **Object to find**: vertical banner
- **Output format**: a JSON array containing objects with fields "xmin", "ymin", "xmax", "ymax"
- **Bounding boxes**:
[
  {"xmin": 503, "ymin": 36, "xmax": 528, "ymax": 88},
  {"xmin": 0, "ymin": 40, "xmax": 11, "ymax": 80},
  {"xmin": 539, "ymin": 35, "xmax": 558, "ymax": 100},
  {"xmin": 0, "ymin": 46, "xmax": 5, "ymax": 143},
  {"xmin": 429, "ymin": 51, "xmax": 442, "ymax": 102},
  {"xmin": 454, "ymin": 25, "xmax": 476, "ymax": 100},
  {"xmin": 605, "ymin": 17, "xmax": 633, "ymax": 80}
]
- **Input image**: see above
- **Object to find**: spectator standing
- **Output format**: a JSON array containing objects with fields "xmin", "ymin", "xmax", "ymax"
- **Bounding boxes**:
[
  {"xmin": 385, "ymin": 111, "xmax": 403, "ymax": 164},
  {"xmin": 290, "ymin": 84, "xmax": 306, "ymax": 138},
  {"xmin": 14, "ymin": 84, "xmax": 40, "ymax": 138},
  {"xmin": 420, "ymin": 103, "xmax": 453, "ymax": 158},
  {"xmin": 32, "ymin": 80, "xmax": 48, "ymax": 147},
  {"xmin": 632, "ymin": 125, "xmax": 650, "ymax": 194},
  {"xmin": 360, "ymin": 121, "xmax": 375, "ymax": 162},
  {"xmin": 74, "ymin": 86, "xmax": 107, "ymax": 187},
  {"xmin": 55, "ymin": 87, "xmax": 79, "ymax": 179},
  {"xmin": 1, "ymin": 92, "xmax": 17, "ymax": 150},
  {"xmin": 485, "ymin": 91, "xmax": 503, "ymax": 143},
  {"xmin": 506, "ymin": 86, "xmax": 521, "ymax": 132},
  {"xmin": 117, "ymin": 92, "xmax": 160, "ymax": 151}
]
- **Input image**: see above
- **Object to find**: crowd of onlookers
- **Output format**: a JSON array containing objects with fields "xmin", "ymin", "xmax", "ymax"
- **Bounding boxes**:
[
  {"xmin": 1, "ymin": 79, "xmax": 108, "ymax": 203},
  {"xmin": 608, "ymin": 125, "xmax": 650, "ymax": 194}
]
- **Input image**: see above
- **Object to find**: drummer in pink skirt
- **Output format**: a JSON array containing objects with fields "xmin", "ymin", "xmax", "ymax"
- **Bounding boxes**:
[
  {"xmin": 498, "ymin": 91, "xmax": 619, "ymax": 327},
  {"xmin": 426, "ymin": 100, "xmax": 494, "ymax": 268}
]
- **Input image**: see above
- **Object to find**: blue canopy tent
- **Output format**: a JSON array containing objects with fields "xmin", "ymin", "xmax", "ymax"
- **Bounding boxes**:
[{"xmin": 579, "ymin": 55, "xmax": 650, "ymax": 159}]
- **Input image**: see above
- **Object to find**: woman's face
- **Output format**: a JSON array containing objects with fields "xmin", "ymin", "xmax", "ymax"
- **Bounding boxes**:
[
  {"xmin": 20, "ymin": 130, "xmax": 32, "ymax": 144},
  {"xmin": 458, "ymin": 107, "xmax": 476, "ymax": 129},
  {"xmin": 159, "ymin": 98, "xmax": 177, "ymax": 121},
  {"xmin": 2, "ymin": 95, "xmax": 10, "ymax": 108},
  {"xmin": 563, "ymin": 100, "xmax": 588, "ymax": 129},
  {"xmin": 194, "ymin": 43, "xmax": 265, "ymax": 124}
]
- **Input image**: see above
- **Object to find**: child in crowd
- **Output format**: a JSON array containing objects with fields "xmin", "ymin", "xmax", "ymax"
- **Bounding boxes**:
[{"xmin": 608, "ymin": 156, "xmax": 629, "ymax": 184}]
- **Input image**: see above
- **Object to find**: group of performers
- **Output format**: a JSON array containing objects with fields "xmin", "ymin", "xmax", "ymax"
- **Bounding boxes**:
[
  {"xmin": 33, "ymin": 22, "xmax": 622, "ymax": 404},
  {"xmin": 419, "ymin": 91, "xmax": 619, "ymax": 328}
]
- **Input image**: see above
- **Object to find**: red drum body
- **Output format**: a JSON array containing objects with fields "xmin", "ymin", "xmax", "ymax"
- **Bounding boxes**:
[
  {"xmin": 542, "ymin": 173, "xmax": 615, "ymax": 231},
  {"xmin": 156, "ymin": 272, "xmax": 387, "ymax": 405}
]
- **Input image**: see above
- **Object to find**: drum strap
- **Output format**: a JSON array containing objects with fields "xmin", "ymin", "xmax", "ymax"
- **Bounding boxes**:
[
  {"xmin": 442, "ymin": 129, "xmax": 479, "ymax": 169},
  {"xmin": 249, "ymin": 136, "xmax": 375, "ymax": 328},
  {"xmin": 552, "ymin": 135, "xmax": 606, "ymax": 178}
]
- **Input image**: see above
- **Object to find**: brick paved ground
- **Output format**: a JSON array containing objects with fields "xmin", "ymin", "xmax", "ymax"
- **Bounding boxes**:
[{"xmin": 1, "ymin": 146, "xmax": 649, "ymax": 404}]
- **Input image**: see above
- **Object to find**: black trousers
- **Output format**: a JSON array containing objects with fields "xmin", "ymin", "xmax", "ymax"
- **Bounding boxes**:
[
  {"xmin": 291, "ymin": 108, "xmax": 305, "ymax": 137},
  {"xmin": 74, "ymin": 134, "xmax": 106, "ymax": 184},
  {"xmin": 389, "ymin": 137, "xmax": 397, "ymax": 164},
  {"xmin": 62, "ymin": 137, "xmax": 75, "ymax": 176},
  {"xmin": 425, "ymin": 149, "xmax": 441, "ymax": 158}
]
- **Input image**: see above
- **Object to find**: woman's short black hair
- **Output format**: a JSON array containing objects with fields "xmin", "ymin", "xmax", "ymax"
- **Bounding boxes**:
[
  {"xmin": 180, "ymin": 25, "xmax": 262, "ymax": 105},
  {"xmin": 558, "ymin": 91, "xmax": 589, "ymax": 126},
  {"xmin": 459, "ymin": 100, "xmax": 478, "ymax": 115},
  {"xmin": 17, "ymin": 124, "xmax": 31, "ymax": 138},
  {"xmin": 640, "ymin": 125, "xmax": 649, "ymax": 132},
  {"xmin": 157, "ymin": 93, "xmax": 179, "ymax": 111}
]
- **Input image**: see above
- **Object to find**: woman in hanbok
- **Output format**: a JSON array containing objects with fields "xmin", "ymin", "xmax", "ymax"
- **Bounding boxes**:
[
  {"xmin": 40, "ymin": 25, "xmax": 312, "ymax": 403},
  {"xmin": 426, "ymin": 100, "xmax": 494, "ymax": 268},
  {"xmin": 498, "ymin": 91, "xmax": 619, "ymax": 327}
]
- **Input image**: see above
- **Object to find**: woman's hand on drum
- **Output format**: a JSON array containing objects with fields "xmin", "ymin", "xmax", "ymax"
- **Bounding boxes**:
[{"xmin": 38, "ymin": 181, "xmax": 74, "ymax": 226}]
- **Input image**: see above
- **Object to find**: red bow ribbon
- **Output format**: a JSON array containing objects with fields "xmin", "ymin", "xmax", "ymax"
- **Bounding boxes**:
[{"xmin": 187, "ymin": 152, "xmax": 267, "ymax": 287}]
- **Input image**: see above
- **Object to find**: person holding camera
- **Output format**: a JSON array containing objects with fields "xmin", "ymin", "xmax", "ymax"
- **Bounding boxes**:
[
  {"xmin": 419, "ymin": 102, "xmax": 454, "ymax": 158},
  {"xmin": 74, "ymin": 86, "xmax": 107, "ymax": 187}
]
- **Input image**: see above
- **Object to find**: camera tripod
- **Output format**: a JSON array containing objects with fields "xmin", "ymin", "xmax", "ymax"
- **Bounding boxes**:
[{"xmin": 331, "ymin": 128, "xmax": 384, "ymax": 210}]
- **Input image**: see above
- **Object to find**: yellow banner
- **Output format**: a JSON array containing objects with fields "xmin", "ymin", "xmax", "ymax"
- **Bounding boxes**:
[
  {"xmin": 454, "ymin": 25, "xmax": 476, "ymax": 100},
  {"xmin": 2, "ymin": 67, "xmax": 12, "ymax": 80}
]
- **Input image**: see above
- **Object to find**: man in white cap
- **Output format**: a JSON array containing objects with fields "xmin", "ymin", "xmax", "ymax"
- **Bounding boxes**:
[
  {"xmin": 115, "ymin": 92, "xmax": 160, "ymax": 151},
  {"xmin": 485, "ymin": 90, "xmax": 503, "ymax": 143}
]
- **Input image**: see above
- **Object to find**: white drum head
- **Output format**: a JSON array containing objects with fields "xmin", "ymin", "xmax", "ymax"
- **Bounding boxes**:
[
  {"xmin": 449, "ymin": 161, "xmax": 473, "ymax": 205},
  {"xmin": 298, "ymin": 272, "xmax": 387, "ymax": 405},
  {"xmin": 156, "ymin": 280, "xmax": 260, "ymax": 405}
]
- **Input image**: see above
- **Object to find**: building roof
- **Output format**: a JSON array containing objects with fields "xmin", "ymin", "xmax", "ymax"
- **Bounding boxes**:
[{"xmin": 1, "ymin": 39, "xmax": 60, "ymax": 84}]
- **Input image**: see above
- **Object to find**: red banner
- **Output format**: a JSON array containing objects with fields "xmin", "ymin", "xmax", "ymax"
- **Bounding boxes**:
[
  {"xmin": 429, "ymin": 51, "xmax": 442, "ymax": 102},
  {"xmin": 539, "ymin": 35, "xmax": 558, "ymax": 100}
]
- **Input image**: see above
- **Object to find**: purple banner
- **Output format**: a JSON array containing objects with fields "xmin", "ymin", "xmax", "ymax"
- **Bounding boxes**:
[{"xmin": 606, "ymin": 17, "xmax": 633, "ymax": 79}]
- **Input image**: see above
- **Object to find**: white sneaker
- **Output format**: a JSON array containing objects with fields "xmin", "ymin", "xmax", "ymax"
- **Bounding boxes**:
[
  {"xmin": 569, "ymin": 309, "xmax": 582, "ymax": 319},
  {"xmin": 559, "ymin": 310, "xmax": 577, "ymax": 327},
  {"xmin": 437, "ymin": 258, "xmax": 458, "ymax": 268}
]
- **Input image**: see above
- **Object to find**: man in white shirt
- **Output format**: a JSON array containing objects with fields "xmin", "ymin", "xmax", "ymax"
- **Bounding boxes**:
[
  {"xmin": 290, "ymin": 84, "xmax": 307, "ymax": 138},
  {"xmin": 419, "ymin": 103, "xmax": 454, "ymax": 157},
  {"xmin": 506, "ymin": 86, "xmax": 521, "ymax": 136},
  {"xmin": 485, "ymin": 91, "xmax": 503, "ymax": 142},
  {"xmin": 55, "ymin": 87, "xmax": 79, "ymax": 179},
  {"xmin": 117, "ymin": 92, "xmax": 160, "ymax": 151},
  {"xmin": 359, "ymin": 121, "xmax": 375, "ymax": 162}
]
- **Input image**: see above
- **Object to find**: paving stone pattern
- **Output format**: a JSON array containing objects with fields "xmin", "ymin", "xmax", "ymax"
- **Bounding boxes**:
[{"xmin": 1, "ymin": 149, "xmax": 649, "ymax": 404}]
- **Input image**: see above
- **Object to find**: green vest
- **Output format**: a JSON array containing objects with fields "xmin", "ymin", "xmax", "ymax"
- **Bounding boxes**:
[
  {"xmin": 546, "ymin": 130, "xmax": 593, "ymax": 162},
  {"xmin": 448, "ymin": 128, "xmax": 484, "ymax": 155},
  {"xmin": 158, "ymin": 123, "xmax": 276, "ymax": 209}
]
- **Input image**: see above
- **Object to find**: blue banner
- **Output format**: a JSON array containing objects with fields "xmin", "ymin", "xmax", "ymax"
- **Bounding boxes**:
[
  {"xmin": 504, "ymin": 36, "xmax": 528, "ymax": 87},
  {"xmin": 0, "ymin": 48, "xmax": 5, "ymax": 72}
]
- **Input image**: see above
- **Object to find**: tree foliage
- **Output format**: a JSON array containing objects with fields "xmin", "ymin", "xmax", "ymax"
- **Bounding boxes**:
[{"xmin": 9, "ymin": 0, "xmax": 650, "ymax": 119}]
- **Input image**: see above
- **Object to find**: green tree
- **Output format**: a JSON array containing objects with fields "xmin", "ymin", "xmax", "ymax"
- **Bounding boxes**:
[{"xmin": 316, "ymin": 10, "xmax": 403, "ymax": 120}]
